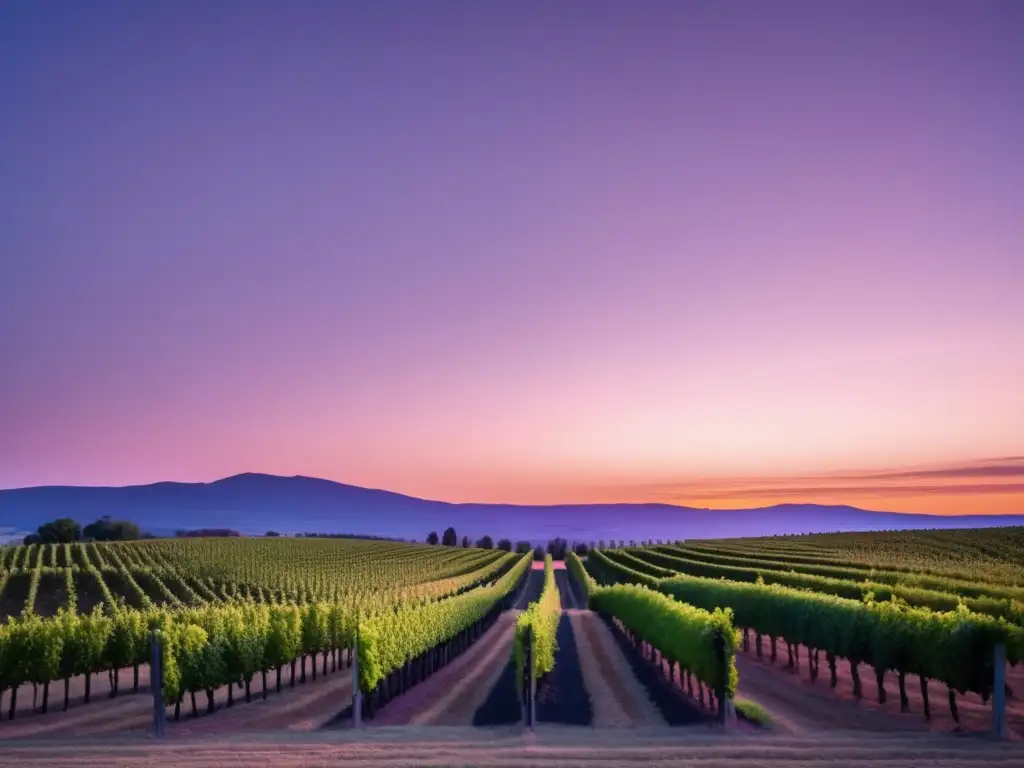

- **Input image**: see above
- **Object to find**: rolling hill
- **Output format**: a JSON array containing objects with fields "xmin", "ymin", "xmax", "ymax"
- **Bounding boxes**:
[{"xmin": 1, "ymin": 472, "xmax": 1022, "ymax": 543}]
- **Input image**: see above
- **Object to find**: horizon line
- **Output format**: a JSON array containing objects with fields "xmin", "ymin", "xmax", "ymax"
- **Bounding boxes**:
[{"xmin": 3, "ymin": 470, "xmax": 1023, "ymax": 518}]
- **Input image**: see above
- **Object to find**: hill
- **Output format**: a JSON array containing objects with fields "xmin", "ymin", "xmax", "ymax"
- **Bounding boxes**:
[{"xmin": 2, "ymin": 473, "xmax": 1022, "ymax": 542}]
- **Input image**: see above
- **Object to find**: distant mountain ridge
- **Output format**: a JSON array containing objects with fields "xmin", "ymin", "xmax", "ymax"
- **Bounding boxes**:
[{"xmin": 1, "ymin": 472, "xmax": 1021, "ymax": 543}]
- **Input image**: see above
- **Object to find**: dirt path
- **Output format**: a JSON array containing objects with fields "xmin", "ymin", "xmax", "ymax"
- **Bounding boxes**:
[
  {"xmin": 0, "ymin": 690, "xmax": 152, "ymax": 740},
  {"xmin": 1, "ymin": 728, "xmax": 1022, "ymax": 767},
  {"xmin": 556, "ymin": 571, "xmax": 580, "ymax": 610},
  {"xmin": 371, "ymin": 612, "xmax": 519, "ymax": 726},
  {"xmin": 414, "ymin": 613, "xmax": 519, "ymax": 725},
  {"xmin": 168, "ymin": 668, "xmax": 356, "ymax": 735},
  {"xmin": 568, "ymin": 610, "xmax": 664, "ymax": 728},
  {"xmin": 515, "ymin": 570, "xmax": 544, "ymax": 609},
  {"xmin": 0, "ymin": 666, "xmax": 151, "ymax": 734},
  {"xmin": 733, "ymin": 643, "xmax": 1023, "ymax": 738},
  {"xmin": 733, "ymin": 655, "xmax": 900, "ymax": 735},
  {"xmin": 536, "ymin": 614, "xmax": 592, "ymax": 725}
]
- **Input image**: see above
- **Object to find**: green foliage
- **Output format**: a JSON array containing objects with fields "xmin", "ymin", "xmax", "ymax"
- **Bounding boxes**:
[
  {"xmin": 590, "ymin": 582, "xmax": 738, "ymax": 697},
  {"xmin": 83, "ymin": 516, "xmax": 142, "ymax": 542},
  {"xmin": 734, "ymin": 698, "xmax": 773, "ymax": 725},
  {"xmin": 157, "ymin": 627, "xmax": 182, "ymax": 706},
  {"xmin": 589, "ymin": 548, "xmax": 1024, "ymax": 698},
  {"xmin": 35, "ymin": 518, "xmax": 82, "ymax": 544},
  {"xmin": 688, "ymin": 527, "xmax": 1024, "ymax": 585},
  {"xmin": 263, "ymin": 604, "xmax": 302, "ymax": 672},
  {"xmin": 642, "ymin": 545, "xmax": 1024, "ymax": 610},
  {"xmin": 356, "ymin": 553, "xmax": 531, "ymax": 692},
  {"xmin": 107, "ymin": 609, "xmax": 147, "ymax": 671},
  {"xmin": 24, "ymin": 613, "xmax": 64, "ymax": 688},
  {"xmin": 0, "ymin": 536, "xmax": 519, "ymax": 720},
  {"xmin": 514, "ymin": 556, "xmax": 560, "ymax": 692},
  {"xmin": 301, "ymin": 603, "xmax": 330, "ymax": 656},
  {"xmin": 566, "ymin": 551, "xmax": 597, "ymax": 603},
  {"xmin": 71, "ymin": 608, "xmax": 113, "ymax": 676},
  {"xmin": 175, "ymin": 623, "xmax": 214, "ymax": 695}
]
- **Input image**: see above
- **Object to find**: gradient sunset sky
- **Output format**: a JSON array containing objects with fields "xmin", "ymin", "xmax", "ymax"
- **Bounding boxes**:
[{"xmin": 2, "ymin": 1, "xmax": 1022, "ymax": 516}]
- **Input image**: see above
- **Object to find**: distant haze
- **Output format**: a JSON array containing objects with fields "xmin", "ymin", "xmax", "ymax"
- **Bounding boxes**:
[
  {"xmin": 2, "ymin": 3, "xmax": 1023, "ymax": 515},
  {"xmin": 2, "ymin": 474, "xmax": 1022, "ymax": 544}
]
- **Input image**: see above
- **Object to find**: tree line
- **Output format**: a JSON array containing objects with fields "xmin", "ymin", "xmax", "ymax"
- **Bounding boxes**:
[
  {"xmin": 22, "ymin": 516, "xmax": 144, "ymax": 545},
  {"xmin": 423, "ymin": 530, "xmax": 619, "ymax": 560}
]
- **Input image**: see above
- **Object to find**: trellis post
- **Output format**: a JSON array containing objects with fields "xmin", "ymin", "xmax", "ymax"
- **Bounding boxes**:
[
  {"xmin": 352, "ymin": 620, "xmax": 362, "ymax": 728},
  {"xmin": 521, "ymin": 625, "xmax": 535, "ymax": 730},
  {"xmin": 993, "ymin": 643, "xmax": 1007, "ymax": 739}
]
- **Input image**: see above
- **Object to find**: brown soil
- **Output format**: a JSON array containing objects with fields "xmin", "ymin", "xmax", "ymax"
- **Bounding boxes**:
[
  {"xmin": 732, "ymin": 640, "xmax": 1024, "ymax": 738},
  {"xmin": 1, "ymin": 728, "xmax": 1021, "ymax": 767},
  {"xmin": 31, "ymin": 574, "xmax": 71, "ymax": 618},
  {"xmin": 569, "ymin": 610, "xmax": 665, "ymax": 728},
  {"xmin": 101, "ymin": 571, "xmax": 145, "ymax": 609},
  {"xmin": 372, "ymin": 611, "xmax": 520, "ymax": 726},
  {"xmin": 0, "ymin": 683, "xmax": 152, "ymax": 740},
  {"xmin": 0, "ymin": 658, "xmax": 357, "ymax": 739},
  {"xmin": 72, "ymin": 570, "xmax": 106, "ymax": 615},
  {"xmin": 0, "ymin": 572, "xmax": 30, "ymax": 619},
  {"xmin": 165, "ymin": 665, "xmax": 356, "ymax": 735},
  {"xmin": 0, "ymin": 666, "xmax": 152, "ymax": 737}
]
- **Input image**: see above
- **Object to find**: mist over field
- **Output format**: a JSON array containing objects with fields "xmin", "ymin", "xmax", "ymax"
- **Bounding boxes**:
[{"xmin": 2, "ymin": 473, "xmax": 1021, "ymax": 543}]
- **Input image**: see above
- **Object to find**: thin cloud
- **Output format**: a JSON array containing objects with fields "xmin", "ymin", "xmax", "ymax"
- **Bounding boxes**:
[
  {"xmin": 870, "ymin": 464, "xmax": 1024, "ymax": 481},
  {"xmin": 684, "ymin": 482, "xmax": 1024, "ymax": 501},
  {"xmin": 592, "ymin": 456, "xmax": 1024, "ymax": 503}
]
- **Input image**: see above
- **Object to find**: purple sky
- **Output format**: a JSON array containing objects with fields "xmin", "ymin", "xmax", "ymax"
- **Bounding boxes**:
[{"xmin": 2, "ymin": 1, "xmax": 1023, "ymax": 515}]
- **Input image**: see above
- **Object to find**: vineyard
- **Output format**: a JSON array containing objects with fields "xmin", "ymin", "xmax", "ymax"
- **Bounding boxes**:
[
  {"xmin": 0, "ymin": 526, "xmax": 1021, "ymax": 765},
  {"xmin": 0, "ymin": 537, "xmax": 522, "ymax": 719},
  {"xmin": 585, "ymin": 527, "xmax": 1024, "ymax": 728}
]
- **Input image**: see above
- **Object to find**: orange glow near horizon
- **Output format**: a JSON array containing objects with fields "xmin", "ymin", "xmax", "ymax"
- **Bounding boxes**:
[{"xmin": 273, "ymin": 456, "xmax": 1024, "ymax": 516}]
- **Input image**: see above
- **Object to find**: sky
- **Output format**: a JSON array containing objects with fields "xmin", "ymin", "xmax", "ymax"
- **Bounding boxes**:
[{"xmin": 1, "ymin": 1, "xmax": 1023, "ymax": 516}]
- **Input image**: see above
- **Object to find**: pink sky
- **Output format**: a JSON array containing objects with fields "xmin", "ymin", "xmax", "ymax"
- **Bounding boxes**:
[{"xmin": 1, "ymin": 2, "xmax": 1022, "ymax": 516}]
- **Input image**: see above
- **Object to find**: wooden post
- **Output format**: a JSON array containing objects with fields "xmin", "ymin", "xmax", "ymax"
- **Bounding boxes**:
[
  {"xmin": 522, "ymin": 625, "xmax": 535, "ymax": 730},
  {"xmin": 714, "ymin": 633, "xmax": 728, "ymax": 726},
  {"xmin": 993, "ymin": 643, "xmax": 1007, "ymax": 739},
  {"xmin": 150, "ymin": 630, "xmax": 166, "ymax": 738},
  {"xmin": 352, "ymin": 622, "xmax": 362, "ymax": 728}
]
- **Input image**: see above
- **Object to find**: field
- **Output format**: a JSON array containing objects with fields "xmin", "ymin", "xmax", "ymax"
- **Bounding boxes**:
[{"xmin": 0, "ymin": 528, "xmax": 1021, "ymax": 766}]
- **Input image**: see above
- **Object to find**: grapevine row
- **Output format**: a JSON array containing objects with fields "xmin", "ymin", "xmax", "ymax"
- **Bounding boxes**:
[
  {"xmin": 654, "ymin": 544, "xmax": 1024, "ymax": 600},
  {"xmin": 630, "ymin": 547, "xmax": 1024, "ymax": 623},
  {"xmin": 588, "ymin": 548, "xmax": 1023, "ymax": 721},
  {"xmin": 566, "ymin": 551, "xmax": 738, "ymax": 718},
  {"xmin": 514, "ymin": 556, "xmax": 560, "ymax": 691}
]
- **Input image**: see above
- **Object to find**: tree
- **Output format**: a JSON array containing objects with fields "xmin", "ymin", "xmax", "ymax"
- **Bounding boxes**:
[
  {"xmin": 442, "ymin": 527, "xmax": 458, "ymax": 547},
  {"xmin": 532, "ymin": 546, "xmax": 545, "ymax": 561},
  {"xmin": 496, "ymin": 538, "xmax": 512, "ymax": 552},
  {"xmin": 83, "ymin": 516, "xmax": 140, "ymax": 542},
  {"xmin": 573, "ymin": 542, "xmax": 589, "ymax": 556},
  {"xmin": 515, "ymin": 541, "xmax": 532, "ymax": 554},
  {"xmin": 461, "ymin": 535, "xmax": 470, "ymax": 548},
  {"xmin": 265, "ymin": 531, "xmax": 280, "ymax": 537},
  {"xmin": 426, "ymin": 531, "xmax": 439, "ymax": 545},
  {"xmin": 476, "ymin": 535, "xmax": 494, "ymax": 549},
  {"xmin": 35, "ymin": 518, "xmax": 81, "ymax": 544},
  {"xmin": 546, "ymin": 537, "xmax": 569, "ymax": 560}
]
